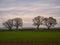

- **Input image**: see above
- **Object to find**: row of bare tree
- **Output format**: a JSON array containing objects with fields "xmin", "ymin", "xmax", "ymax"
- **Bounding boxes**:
[
  {"xmin": 3, "ymin": 16, "xmax": 57, "ymax": 30},
  {"xmin": 3, "ymin": 18, "xmax": 23, "ymax": 30}
]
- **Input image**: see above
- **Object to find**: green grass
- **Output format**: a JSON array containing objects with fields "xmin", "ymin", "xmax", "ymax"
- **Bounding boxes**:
[
  {"xmin": 0, "ymin": 31, "xmax": 60, "ymax": 45},
  {"xmin": 0, "ymin": 31, "xmax": 60, "ymax": 40}
]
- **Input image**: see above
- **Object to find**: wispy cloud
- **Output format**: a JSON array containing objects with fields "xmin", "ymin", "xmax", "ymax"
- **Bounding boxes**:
[
  {"xmin": 0, "ymin": 0, "xmax": 16, "ymax": 3},
  {"xmin": 0, "ymin": 7, "xmax": 15, "ymax": 11}
]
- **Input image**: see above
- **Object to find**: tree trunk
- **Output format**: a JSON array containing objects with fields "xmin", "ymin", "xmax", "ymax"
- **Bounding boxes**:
[
  {"xmin": 37, "ymin": 25, "xmax": 39, "ymax": 30},
  {"xmin": 48, "ymin": 26, "xmax": 50, "ymax": 30},
  {"xmin": 8, "ymin": 27, "xmax": 12, "ymax": 30},
  {"xmin": 16, "ymin": 26, "xmax": 18, "ymax": 30}
]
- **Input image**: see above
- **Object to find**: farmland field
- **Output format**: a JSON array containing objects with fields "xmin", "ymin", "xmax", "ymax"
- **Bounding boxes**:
[{"xmin": 0, "ymin": 31, "xmax": 60, "ymax": 45}]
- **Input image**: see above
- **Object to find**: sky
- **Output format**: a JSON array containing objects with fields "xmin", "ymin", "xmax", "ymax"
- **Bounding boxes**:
[{"xmin": 0, "ymin": 0, "xmax": 60, "ymax": 27}]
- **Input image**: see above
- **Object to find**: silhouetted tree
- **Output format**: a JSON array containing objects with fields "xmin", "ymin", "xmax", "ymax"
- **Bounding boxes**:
[
  {"xmin": 3, "ymin": 19, "xmax": 13, "ymax": 30},
  {"xmin": 13, "ymin": 18, "xmax": 23, "ymax": 30},
  {"xmin": 43, "ymin": 17, "xmax": 57, "ymax": 29},
  {"xmin": 33, "ymin": 16, "xmax": 44, "ymax": 29}
]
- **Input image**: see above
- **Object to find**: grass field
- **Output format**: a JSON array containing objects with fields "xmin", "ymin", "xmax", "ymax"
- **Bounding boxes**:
[{"xmin": 0, "ymin": 31, "xmax": 60, "ymax": 45}]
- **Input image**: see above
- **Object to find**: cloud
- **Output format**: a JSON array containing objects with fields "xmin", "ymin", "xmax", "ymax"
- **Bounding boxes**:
[
  {"xmin": 42, "ymin": 0, "xmax": 57, "ymax": 2},
  {"xmin": 0, "ymin": 0, "xmax": 16, "ymax": 3},
  {"xmin": 0, "ymin": 7, "xmax": 15, "ymax": 11},
  {"xmin": 0, "ymin": 3, "xmax": 60, "ymax": 12},
  {"xmin": 36, "ymin": 0, "xmax": 60, "ymax": 3}
]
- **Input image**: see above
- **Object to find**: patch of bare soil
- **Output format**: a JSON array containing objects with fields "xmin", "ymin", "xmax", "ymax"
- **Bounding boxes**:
[{"xmin": 0, "ymin": 39, "xmax": 60, "ymax": 45}]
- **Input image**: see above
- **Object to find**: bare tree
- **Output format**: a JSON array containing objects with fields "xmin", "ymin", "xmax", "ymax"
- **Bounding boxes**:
[
  {"xmin": 3, "ymin": 19, "xmax": 13, "ymax": 30},
  {"xmin": 33, "ymin": 16, "xmax": 44, "ymax": 29},
  {"xmin": 43, "ymin": 17, "xmax": 57, "ymax": 29},
  {"xmin": 13, "ymin": 18, "xmax": 23, "ymax": 30}
]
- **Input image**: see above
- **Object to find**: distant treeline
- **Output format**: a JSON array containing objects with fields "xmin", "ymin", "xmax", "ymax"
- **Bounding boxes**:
[
  {"xmin": 0, "ymin": 28, "xmax": 60, "ymax": 31},
  {"xmin": 2, "ymin": 16, "xmax": 57, "ymax": 30}
]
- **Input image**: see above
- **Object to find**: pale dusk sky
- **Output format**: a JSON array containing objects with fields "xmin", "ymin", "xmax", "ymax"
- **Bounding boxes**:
[{"xmin": 0, "ymin": 0, "xmax": 60, "ymax": 27}]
